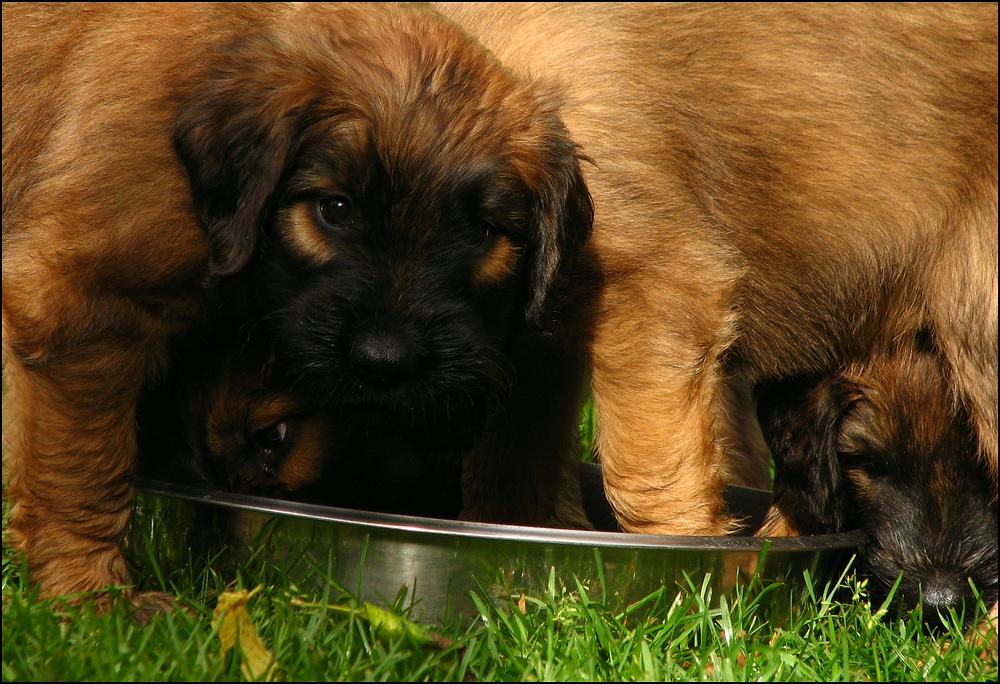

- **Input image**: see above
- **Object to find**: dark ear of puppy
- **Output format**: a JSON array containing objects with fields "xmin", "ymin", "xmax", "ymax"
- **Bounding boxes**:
[
  {"xmin": 524, "ymin": 124, "xmax": 594, "ymax": 329},
  {"xmin": 756, "ymin": 374, "xmax": 850, "ymax": 534},
  {"xmin": 173, "ymin": 34, "xmax": 308, "ymax": 278}
]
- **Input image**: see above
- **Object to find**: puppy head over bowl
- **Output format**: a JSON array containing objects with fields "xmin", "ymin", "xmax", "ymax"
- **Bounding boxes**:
[
  {"xmin": 134, "ymin": 342, "xmax": 862, "ymax": 627},
  {"xmin": 757, "ymin": 337, "xmax": 999, "ymax": 628}
]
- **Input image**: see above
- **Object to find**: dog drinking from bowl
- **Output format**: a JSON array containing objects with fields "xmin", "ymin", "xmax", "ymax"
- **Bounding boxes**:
[
  {"xmin": 137, "ymin": 331, "xmax": 465, "ymax": 520},
  {"xmin": 437, "ymin": 2, "xmax": 997, "ymax": 627},
  {"xmin": 757, "ymin": 333, "xmax": 999, "ymax": 628}
]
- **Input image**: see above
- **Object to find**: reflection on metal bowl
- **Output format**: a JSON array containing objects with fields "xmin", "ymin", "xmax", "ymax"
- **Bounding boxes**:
[{"xmin": 129, "ymin": 466, "xmax": 867, "ymax": 626}]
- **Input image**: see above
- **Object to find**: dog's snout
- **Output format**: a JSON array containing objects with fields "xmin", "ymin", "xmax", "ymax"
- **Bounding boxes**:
[
  {"xmin": 920, "ymin": 571, "xmax": 973, "ymax": 614},
  {"xmin": 349, "ymin": 329, "xmax": 422, "ymax": 388},
  {"xmin": 923, "ymin": 583, "xmax": 962, "ymax": 610}
]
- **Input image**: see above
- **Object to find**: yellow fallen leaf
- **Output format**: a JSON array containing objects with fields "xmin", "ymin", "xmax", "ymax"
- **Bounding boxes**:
[{"xmin": 214, "ymin": 585, "xmax": 278, "ymax": 681}]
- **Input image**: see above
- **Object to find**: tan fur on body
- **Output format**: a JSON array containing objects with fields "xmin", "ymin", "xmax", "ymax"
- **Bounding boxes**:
[
  {"xmin": 3, "ymin": 3, "xmax": 264, "ymax": 610},
  {"xmin": 437, "ymin": 2, "xmax": 997, "ymax": 534},
  {"xmin": 3, "ymin": 3, "xmax": 996, "ymax": 617}
]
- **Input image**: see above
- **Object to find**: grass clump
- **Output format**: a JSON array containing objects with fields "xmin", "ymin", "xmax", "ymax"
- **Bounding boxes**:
[{"xmin": 4, "ymin": 502, "xmax": 996, "ymax": 682}]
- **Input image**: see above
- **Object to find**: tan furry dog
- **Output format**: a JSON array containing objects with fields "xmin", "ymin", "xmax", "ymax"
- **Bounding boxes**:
[
  {"xmin": 3, "ymin": 2, "xmax": 596, "ymax": 614},
  {"xmin": 3, "ymin": 3, "xmax": 997, "ymax": 618},
  {"xmin": 435, "ymin": 3, "xmax": 997, "ymax": 538}
]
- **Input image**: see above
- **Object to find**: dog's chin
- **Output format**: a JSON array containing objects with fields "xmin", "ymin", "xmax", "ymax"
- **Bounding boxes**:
[
  {"xmin": 296, "ymin": 366, "xmax": 493, "ymax": 452},
  {"xmin": 862, "ymin": 544, "xmax": 999, "ymax": 629},
  {"xmin": 335, "ymin": 401, "xmax": 487, "ymax": 453},
  {"xmin": 379, "ymin": 409, "xmax": 485, "ymax": 452}
]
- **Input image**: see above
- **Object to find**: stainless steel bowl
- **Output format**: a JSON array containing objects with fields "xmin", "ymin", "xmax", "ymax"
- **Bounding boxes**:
[{"xmin": 130, "ymin": 471, "xmax": 866, "ymax": 626}]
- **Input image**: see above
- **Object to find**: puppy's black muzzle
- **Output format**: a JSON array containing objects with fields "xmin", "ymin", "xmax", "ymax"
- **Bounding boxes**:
[
  {"xmin": 864, "ymin": 544, "xmax": 998, "ymax": 630},
  {"xmin": 349, "ymin": 328, "xmax": 424, "ymax": 389}
]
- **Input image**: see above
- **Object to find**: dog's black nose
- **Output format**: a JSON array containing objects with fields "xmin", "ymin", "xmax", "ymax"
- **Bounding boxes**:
[
  {"xmin": 918, "ymin": 572, "xmax": 975, "ymax": 629},
  {"xmin": 349, "ymin": 330, "xmax": 421, "ymax": 388}
]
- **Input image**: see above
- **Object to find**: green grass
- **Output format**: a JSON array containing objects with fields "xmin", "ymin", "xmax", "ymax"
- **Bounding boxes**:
[
  {"xmin": 3, "ymin": 501, "xmax": 997, "ymax": 682},
  {"xmin": 3, "ymin": 402, "xmax": 997, "ymax": 680}
]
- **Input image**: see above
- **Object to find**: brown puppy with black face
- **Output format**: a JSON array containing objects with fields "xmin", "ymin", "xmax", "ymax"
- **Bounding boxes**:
[
  {"xmin": 3, "ymin": 3, "xmax": 594, "ymax": 614},
  {"xmin": 756, "ymin": 336, "xmax": 998, "ymax": 628}
]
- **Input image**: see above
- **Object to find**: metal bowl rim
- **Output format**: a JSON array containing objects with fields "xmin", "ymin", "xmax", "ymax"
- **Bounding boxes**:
[{"xmin": 135, "ymin": 477, "xmax": 868, "ymax": 552}]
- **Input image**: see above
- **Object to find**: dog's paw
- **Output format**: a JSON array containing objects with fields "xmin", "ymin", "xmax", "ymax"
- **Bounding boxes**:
[
  {"xmin": 48, "ymin": 588, "xmax": 181, "ymax": 624},
  {"xmin": 754, "ymin": 505, "xmax": 799, "ymax": 537},
  {"xmin": 127, "ymin": 590, "xmax": 181, "ymax": 625}
]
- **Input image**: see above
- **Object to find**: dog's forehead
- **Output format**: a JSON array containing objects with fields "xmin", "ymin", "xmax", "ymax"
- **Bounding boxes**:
[
  {"xmin": 293, "ymin": 120, "xmax": 529, "ymax": 222},
  {"xmin": 840, "ymin": 349, "xmax": 978, "ymax": 470},
  {"xmin": 318, "ymin": 81, "xmax": 536, "ymax": 191},
  {"xmin": 274, "ymin": 6, "xmax": 559, "ymax": 188},
  {"xmin": 288, "ymin": 101, "xmax": 537, "ymax": 240}
]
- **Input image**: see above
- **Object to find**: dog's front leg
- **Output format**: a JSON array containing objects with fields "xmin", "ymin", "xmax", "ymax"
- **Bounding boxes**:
[
  {"xmin": 587, "ymin": 275, "xmax": 738, "ymax": 536},
  {"xmin": 3, "ymin": 324, "xmax": 177, "ymax": 620}
]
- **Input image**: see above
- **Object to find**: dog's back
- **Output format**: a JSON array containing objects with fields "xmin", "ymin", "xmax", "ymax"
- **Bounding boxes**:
[{"xmin": 438, "ymin": 2, "xmax": 998, "ymax": 536}]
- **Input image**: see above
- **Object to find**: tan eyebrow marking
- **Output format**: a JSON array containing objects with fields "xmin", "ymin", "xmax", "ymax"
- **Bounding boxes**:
[{"xmin": 279, "ymin": 201, "xmax": 337, "ymax": 265}]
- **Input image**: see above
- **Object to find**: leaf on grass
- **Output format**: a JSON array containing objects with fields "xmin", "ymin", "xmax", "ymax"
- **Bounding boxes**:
[
  {"xmin": 290, "ymin": 597, "xmax": 453, "ymax": 649},
  {"xmin": 362, "ymin": 601, "xmax": 455, "ymax": 649},
  {"xmin": 214, "ymin": 585, "xmax": 278, "ymax": 681}
]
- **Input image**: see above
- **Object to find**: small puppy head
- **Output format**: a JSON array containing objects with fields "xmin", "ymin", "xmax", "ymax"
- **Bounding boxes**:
[
  {"xmin": 199, "ymin": 371, "xmax": 326, "ymax": 498},
  {"xmin": 160, "ymin": 337, "xmax": 465, "ymax": 517},
  {"xmin": 174, "ymin": 5, "xmax": 593, "ymax": 447},
  {"xmin": 167, "ymin": 343, "xmax": 328, "ymax": 498},
  {"xmin": 757, "ymin": 343, "xmax": 998, "ymax": 626}
]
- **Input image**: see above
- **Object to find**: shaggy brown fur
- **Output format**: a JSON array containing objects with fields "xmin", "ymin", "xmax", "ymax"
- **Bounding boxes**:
[
  {"xmin": 436, "ymin": 2, "xmax": 998, "ymax": 537},
  {"xmin": 3, "ymin": 2, "xmax": 595, "ymax": 612},
  {"xmin": 756, "ymin": 335, "xmax": 998, "ymax": 627},
  {"xmin": 3, "ymin": 3, "xmax": 996, "ymax": 618}
]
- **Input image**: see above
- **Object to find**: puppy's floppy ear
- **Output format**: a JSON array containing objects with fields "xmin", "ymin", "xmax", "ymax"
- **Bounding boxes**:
[
  {"xmin": 756, "ymin": 374, "xmax": 851, "ymax": 534},
  {"xmin": 174, "ymin": 34, "xmax": 309, "ymax": 278},
  {"xmin": 523, "ymin": 127, "xmax": 594, "ymax": 329}
]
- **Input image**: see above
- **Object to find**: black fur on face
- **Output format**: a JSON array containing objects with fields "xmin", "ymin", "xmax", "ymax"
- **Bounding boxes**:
[
  {"xmin": 257, "ymin": 144, "xmax": 534, "ymax": 447},
  {"xmin": 173, "ymin": 6, "xmax": 593, "ymax": 452},
  {"xmin": 757, "ymin": 340, "xmax": 999, "ymax": 627}
]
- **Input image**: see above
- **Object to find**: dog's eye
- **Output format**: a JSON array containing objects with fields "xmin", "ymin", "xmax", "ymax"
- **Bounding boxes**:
[
  {"xmin": 472, "ymin": 221, "xmax": 501, "ymax": 249},
  {"xmin": 315, "ymin": 195, "xmax": 353, "ymax": 229},
  {"xmin": 477, "ymin": 225, "xmax": 493, "ymax": 247},
  {"xmin": 837, "ymin": 442, "xmax": 892, "ymax": 476},
  {"xmin": 253, "ymin": 420, "xmax": 288, "ymax": 452},
  {"xmin": 844, "ymin": 451, "xmax": 891, "ymax": 474}
]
